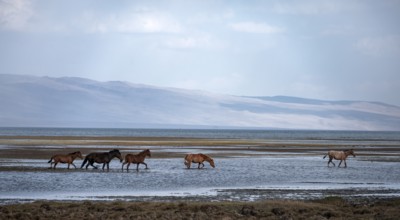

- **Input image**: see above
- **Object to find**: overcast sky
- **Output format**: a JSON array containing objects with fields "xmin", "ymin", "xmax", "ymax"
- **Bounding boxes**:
[{"xmin": 1, "ymin": 0, "xmax": 399, "ymax": 105}]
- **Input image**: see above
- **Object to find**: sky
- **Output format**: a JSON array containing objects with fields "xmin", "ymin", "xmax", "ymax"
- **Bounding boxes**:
[{"xmin": 1, "ymin": 0, "xmax": 400, "ymax": 106}]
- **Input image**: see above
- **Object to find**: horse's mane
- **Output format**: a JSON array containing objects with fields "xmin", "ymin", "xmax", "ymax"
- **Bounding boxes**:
[
  {"xmin": 138, "ymin": 149, "xmax": 150, "ymax": 155},
  {"xmin": 68, "ymin": 151, "xmax": 79, "ymax": 155},
  {"xmin": 201, "ymin": 153, "xmax": 212, "ymax": 161}
]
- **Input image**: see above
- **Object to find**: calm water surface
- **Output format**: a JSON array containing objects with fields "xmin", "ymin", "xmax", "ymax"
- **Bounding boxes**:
[{"xmin": 1, "ymin": 127, "xmax": 400, "ymax": 140}]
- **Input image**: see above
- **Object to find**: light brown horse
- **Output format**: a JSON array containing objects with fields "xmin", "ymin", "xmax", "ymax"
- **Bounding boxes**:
[
  {"xmin": 323, "ymin": 149, "xmax": 356, "ymax": 168},
  {"xmin": 184, "ymin": 153, "xmax": 215, "ymax": 169},
  {"xmin": 48, "ymin": 151, "xmax": 83, "ymax": 169},
  {"xmin": 122, "ymin": 149, "xmax": 151, "ymax": 171}
]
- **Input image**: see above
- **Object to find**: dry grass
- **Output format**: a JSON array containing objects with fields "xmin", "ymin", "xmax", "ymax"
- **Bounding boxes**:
[{"xmin": 1, "ymin": 198, "xmax": 399, "ymax": 220}]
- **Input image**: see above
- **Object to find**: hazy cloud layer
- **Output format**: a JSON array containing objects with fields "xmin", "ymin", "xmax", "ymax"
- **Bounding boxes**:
[{"xmin": 0, "ymin": 0, "xmax": 399, "ymax": 106}]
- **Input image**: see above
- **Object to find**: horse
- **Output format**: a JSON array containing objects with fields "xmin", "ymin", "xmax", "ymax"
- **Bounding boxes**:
[
  {"xmin": 184, "ymin": 153, "xmax": 215, "ymax": 169},
  {"xmin": 122, "ymin": 149, "xmax": 151, "ymax": 171},
  {"xmin": 323, "ymin": 149, "xmax": 356, "ymax": 168},
  {"xmin": 48, "ymin": 151, "xmax": 83, "ymax": 169},
  {"xmin": 81, "ymin": 149, "xmax": 123, "ymax": 170}
]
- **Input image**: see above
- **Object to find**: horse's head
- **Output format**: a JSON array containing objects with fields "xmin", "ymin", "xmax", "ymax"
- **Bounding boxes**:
[
  {"xmin": 145, "ymin": 149, "xmax": 151, "ymax": 157},
  {"xmin": 76, "ymin": 151, "xmax": 83, "ymax": 159},
  {"xmin": 347, "ymin": 149, "xmax": 356, "ymax": 157},
  {"xmin": 208, "ymin": 158, "xmax": 215, "ymax": 168},
  {"xmin": 111, "ymin": 149, "xmax": 123, "ymax": 162}
]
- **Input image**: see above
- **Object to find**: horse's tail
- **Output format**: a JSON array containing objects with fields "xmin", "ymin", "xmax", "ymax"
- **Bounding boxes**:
[
  {"xmin": 48, "ymin": 157, "xmax": 54, "ymax": 163},
  {"xmin": 81, "ymin": 157, "xmax": 88, "ymax": 168}
]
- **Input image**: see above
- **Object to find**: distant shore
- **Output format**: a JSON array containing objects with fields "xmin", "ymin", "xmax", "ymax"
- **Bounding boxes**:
[{"xmin": 1, "ymin": 135, "xmax": 399, "ymax": 161}]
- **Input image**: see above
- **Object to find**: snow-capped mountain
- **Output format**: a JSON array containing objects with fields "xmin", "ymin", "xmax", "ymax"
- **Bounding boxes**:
[{"xmin": 1, "ymin": 74, "xmax": 399, "ymax": 130}]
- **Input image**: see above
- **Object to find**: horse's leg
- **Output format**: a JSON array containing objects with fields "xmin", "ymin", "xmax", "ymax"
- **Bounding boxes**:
[
  {"xmin": 122, "ymin": 162, "xmax": 126, "ymax": 170},
  {"xmin": 187, "ymin": 161, "xmax": 191, "ymax": 169},
  {"xmin": 54, "ymin": 162, "xmax": 58, "ymax": 169},
  {"xmin": 126, "ymin": 163, "xmax": 130, "ymax": 171},
  {"xmin": 344, "ymin": 160, "xmax": 347, "ymax": 168},
  {"xmin": 71, "ymin": 163, "xmax": 77, "ymax": 169},
  {"xmin": 67, "ymin": 163, "xmax": 70, "ymax": 169},
  {"xmin": 136, "ymin": 163, "xmax": 140, "ymax": 171},
  {"xmin": 86, "ymin": 160, "xmax": 93, "ymax": 169},
  {"xmin": 338, "ymin": 160, "xmax": 343, "ymax": 167},
  {"xmin": 328, "ymin": 156, "xmax": 335, "ymax": 167},
  {"xmin": 102, "ymin": 163, "xmax": 106, "ymax": 170},
  {"xmin": 142, "ymin": 162, "xmax": 148, "ymax": 169},
  {"xmin": 107, "ymin": 163, "xmax": 110, "ymax": 171}
]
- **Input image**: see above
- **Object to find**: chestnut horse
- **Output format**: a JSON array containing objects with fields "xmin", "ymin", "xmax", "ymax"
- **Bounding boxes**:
[
  {"xmin": 184, "ymin": 153, "xmax": 215, "ymax": 169},
  {"xmin": 122, "ymin": 149, "xmax": 151, "ymax": 171},
  {"xmin": 323, "ymin": 149, "xmax": 356, "ymax": 168},
  {"xmin": 81, "ymin": 149, "xmax": 123, "ymax": 170},
  {"xmin": 48, "ymin": 151, "xmax": 83, "ymax": 169}
]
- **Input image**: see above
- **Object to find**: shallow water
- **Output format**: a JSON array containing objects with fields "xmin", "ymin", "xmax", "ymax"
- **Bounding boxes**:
[{"xmin": 1, "ymin": 156, "xmax": 399, "ymax": 203}]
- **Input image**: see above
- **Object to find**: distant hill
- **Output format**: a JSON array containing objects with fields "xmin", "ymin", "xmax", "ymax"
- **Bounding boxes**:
[{"xmin": 1, "ymin": 74, "xmax": 400, "ymax": 130}]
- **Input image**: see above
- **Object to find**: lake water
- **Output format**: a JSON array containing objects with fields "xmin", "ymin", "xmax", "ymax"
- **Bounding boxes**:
[
  {"xmin": 1, "ymin": 127, "xmax": 400, "ymax": 141},
  {"xmin": 0, "ymin": 128, "xmax": 400, "ymax": 204}
]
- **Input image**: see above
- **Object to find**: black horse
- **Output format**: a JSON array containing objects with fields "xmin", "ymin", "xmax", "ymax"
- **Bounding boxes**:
[{"xmin": 81, "ymin": 149, "xmax": 123, "ymax": 170}]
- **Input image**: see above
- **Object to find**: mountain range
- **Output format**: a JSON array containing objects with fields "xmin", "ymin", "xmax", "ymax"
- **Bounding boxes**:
[{"xmin": 1, "ymin": 74, "xmax": 399, "ymax": 131}]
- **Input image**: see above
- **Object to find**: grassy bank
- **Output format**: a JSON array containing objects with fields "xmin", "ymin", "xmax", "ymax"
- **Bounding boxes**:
[{"xmin": 1, "ymin": 197, "xmax": 399, "ymax": 219}]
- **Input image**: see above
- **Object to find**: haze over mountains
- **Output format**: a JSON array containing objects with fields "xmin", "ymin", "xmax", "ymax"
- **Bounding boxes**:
[{"xmin": 1, "ymin": 74, "xmax": 399, "ymax": 131}]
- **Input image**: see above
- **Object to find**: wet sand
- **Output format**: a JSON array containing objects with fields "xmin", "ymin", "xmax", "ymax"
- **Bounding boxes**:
[{"xmin": 1, "ymin": 135, "xmax": 400, "ymax": 219}]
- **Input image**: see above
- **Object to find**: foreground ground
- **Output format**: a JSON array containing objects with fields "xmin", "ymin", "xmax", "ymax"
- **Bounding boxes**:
[{"xmin": 1, "ymin": 197, "xmax": 400, "ymax": 220}]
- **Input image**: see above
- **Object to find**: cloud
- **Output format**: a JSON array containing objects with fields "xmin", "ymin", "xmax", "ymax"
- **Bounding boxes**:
[
  {"xmin": 170, "ymin": 73, "xmax": 244, "ymax": 94},
  {"xmin": 272, "ymin": 0, "xmax": 357, "ymax": 15},
  {"xmin": 87, "ymin": 11, "xmax": 182, "ymax": 34},
  {"xmin": 0, "ymin": 0, "xmax": 33, "ymax": 30},
  {"xmin": 162, "ymin": 34, "xmax": 227, "ymax": 51},
  {"xmin": 356, "ymin": 35, "xmax": 400, "ymax": 56},
  {"xmin": 229, "ymin": 22, "xmax": 284, "ymax": 34}
]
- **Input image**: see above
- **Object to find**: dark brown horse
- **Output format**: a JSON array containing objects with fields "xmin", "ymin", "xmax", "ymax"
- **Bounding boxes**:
[
  {"xmin": 323, "ymin": 149, "xmax": 356, "ymax": 168},
  {"xmin": 122, "ymin": 149, "xmax": 151, "ymax": 171},
  {"xmin": 81, "ymin": 149, "xmax": 123, "ymax": 170},
  {"xmin": 48, "ymin": 151, "xmax": 83, "ymax": 169},
  {"xmin": 184, "ymin": 153, "xmax": 215, "ymax": 169}
]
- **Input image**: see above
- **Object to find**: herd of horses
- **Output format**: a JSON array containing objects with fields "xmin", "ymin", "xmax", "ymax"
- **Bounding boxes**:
[{"xmin": 48, "ymin": 148, "xmax": 356, "ymax": 170}]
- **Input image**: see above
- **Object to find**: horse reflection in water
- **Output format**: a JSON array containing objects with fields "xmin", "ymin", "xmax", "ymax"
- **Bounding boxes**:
[
  {"xmin": 48, "ymin": 151, "xmax": 83, "ymax": 169},
  {"xmin": 323, "ymin": 149, "xmax": 356, "ymax": 168},
  {"xmin": 122, "ymin": 149, "xmax": 151, "ymax": 171},
  {"xmin": 81, "ymin": 149, "xmax": 123, "ymax": 171},
  {"xmin": 184, "ymin": 153, "xmax": 215, "ymax": 169}
]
